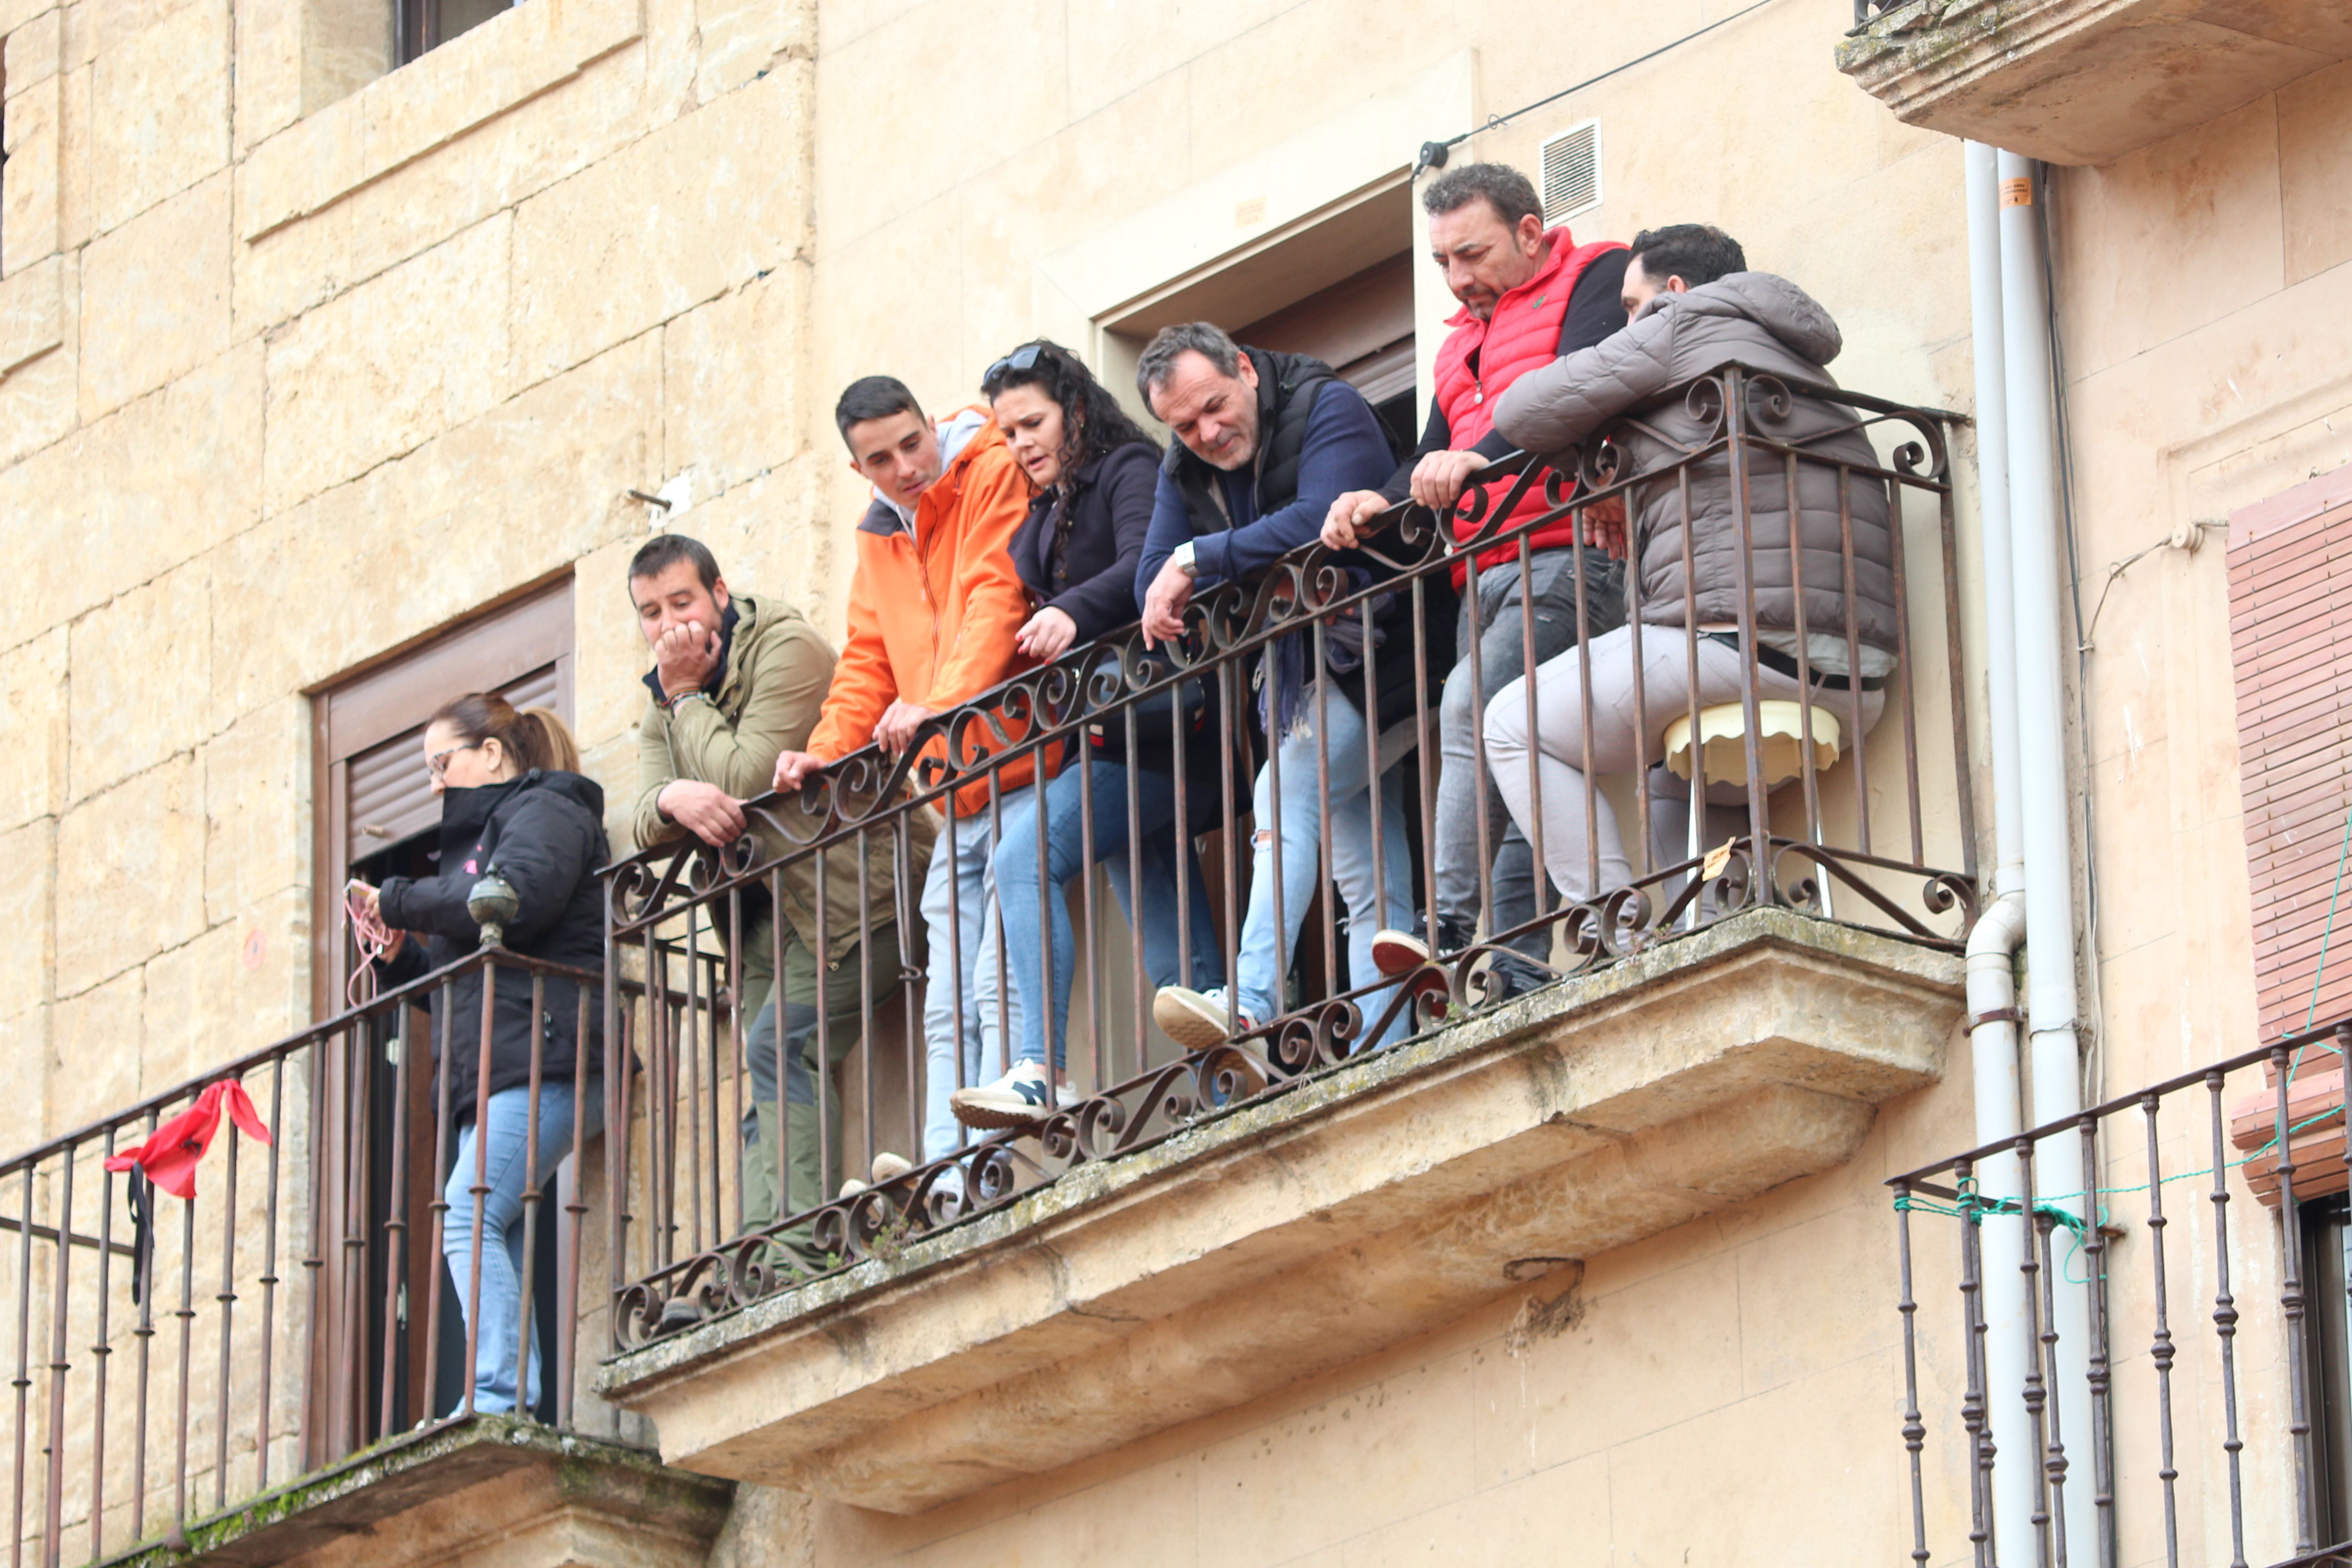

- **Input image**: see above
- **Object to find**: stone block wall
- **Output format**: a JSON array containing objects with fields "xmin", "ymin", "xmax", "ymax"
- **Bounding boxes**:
[{"xmin": 0, "ymin": 0, "xmax": 824, "ymax": 1155}]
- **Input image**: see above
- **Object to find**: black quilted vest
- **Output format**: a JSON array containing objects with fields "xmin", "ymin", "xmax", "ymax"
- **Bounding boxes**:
[{"xmin": 1162, "ymin": 348, "xmax": 1335, "ymax": 535}]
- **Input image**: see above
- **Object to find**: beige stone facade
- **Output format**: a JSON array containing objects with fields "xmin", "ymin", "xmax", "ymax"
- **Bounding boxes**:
[{"xmin": 2, "ymin": 0, "xmax": 2350, "ymax": 1559}]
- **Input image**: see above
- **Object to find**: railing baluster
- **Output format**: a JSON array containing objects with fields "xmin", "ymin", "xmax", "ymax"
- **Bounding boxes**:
[
  {"xmin": 2210, "ymin": 1068, "xmax": 2250, "ymax": 1568},
  {"xmin": 2273, "ymin": 1042, "xmax": 2318, "ymax": 1553},
  {"xmin": 514, "ymin": 974, "xmax": 547, "ymax": 1421},
  {"xmin": 1952, "ymin": 1156, "xmax": 1993, "ymax": 1568},
  {"xmin": 2142, "ymin": 1093, "xmax": 2180, "ymax": 1568},
  {"xmin": 39, "ymin": 1145, "xmax": 72, "ymax": 1568},
  {"xmin": 13, "ymin": 1162, "xmax": 34, "ymax": 1568},
  {"xmin": 171, "ymin": 1175, "xmax": 196, "ymax": 1540},
  {"xmin": 258, "ymin": 1055, "xmax": 283, "ymax": 1485},
  {"xmin": 212, "ymin": 1117, "xmax": 239, "ymax": 1508},
  {"xmin": 91, "ymin": 1132, "xmax": 116, "ymax": 1563},
  {"xmin": 1895, "ymin": 1176, "xmax": 1930, "ymax": 1568},
  {"xmin": 2077, "ymin": 1112, "xmax": 2114, "ymax": 1565}
]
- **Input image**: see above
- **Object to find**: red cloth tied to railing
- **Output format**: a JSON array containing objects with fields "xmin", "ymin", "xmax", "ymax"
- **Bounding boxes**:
[{"xmin": 103, "ymin": 1081, "xmax": 272, "ymax": 1200}]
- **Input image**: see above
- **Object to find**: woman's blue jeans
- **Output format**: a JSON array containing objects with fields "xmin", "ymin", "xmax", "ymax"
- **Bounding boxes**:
[
  {"xmin": 993, "ymin": 755, "xmax": 1220, "ymax": 1070},
  {"xmin": 443, "ymin": 1080, "xmax": 601, "ymax": 1414},
  {"xmin": 1236, "ymin": 683, "xmax": 1416, "ymax": 1046}
]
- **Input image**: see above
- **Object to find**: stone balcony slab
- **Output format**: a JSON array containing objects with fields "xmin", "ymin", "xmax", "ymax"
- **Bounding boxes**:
[
  {"xmin": 1835, "ymin": 0, "xmax": 2352, "ymax": 166},
  {"xmin": 116, "ymin": 1417, "xmax": 732, "ymax": 1568},
  {"xmin": 596, "ymin": 908, "xmax": 1965, "ymax": 1514}
]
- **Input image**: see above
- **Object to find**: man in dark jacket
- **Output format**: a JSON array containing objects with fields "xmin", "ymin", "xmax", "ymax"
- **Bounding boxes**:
[
  {"xmin": 628, "ymin": 534, "xmax": 912, "ymax": 1242},
  {"xmin": 1484, "ymin": 225, "xmax": 1893, "ymax": 902},
  {"xmin": 1133, "ymin": 322, "xmax": 1441, "ymax": 1055},
  {"xmin": 1322, "ymin": 162, "xmax": 1630, "ymax": 997}
]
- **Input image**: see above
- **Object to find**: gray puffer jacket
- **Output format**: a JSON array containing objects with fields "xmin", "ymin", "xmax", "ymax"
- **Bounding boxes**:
[{"xmin": 1491, "ymin": 272, "xmax": 1898, "ymax": 662}]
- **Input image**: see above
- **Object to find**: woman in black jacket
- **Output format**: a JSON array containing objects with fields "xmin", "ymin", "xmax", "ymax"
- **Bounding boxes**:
[
  {"xmin": 950, "ymin": 341, "xmax": 1224, "ymax": 1131},
  {"xmin": 353, "ymin": 693, "xmax": 607, "ymax": 1414}
]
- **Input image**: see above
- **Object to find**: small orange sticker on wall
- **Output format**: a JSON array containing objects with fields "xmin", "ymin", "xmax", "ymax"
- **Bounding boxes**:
[
  {"xmin": 241, "ymin": 929, "xmax": 265, "ymax": 971},
  {"xmin": 2001, "ymin": 177, "xmax": 2033, "ymax": 208}
]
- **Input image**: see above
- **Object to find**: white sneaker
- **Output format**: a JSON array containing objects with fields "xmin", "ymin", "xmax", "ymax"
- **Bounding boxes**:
[
  {"xmin": 839, "ymin": 1151, "xmax": 913, "ymax": 1199},
  {"xmin": 1154, "ymin": 985, "xmax": 1258, "ymax": 1052},
  {"xmin": 950, "ymin": 1062, "xmax": 1067, "ymax": 1132}
]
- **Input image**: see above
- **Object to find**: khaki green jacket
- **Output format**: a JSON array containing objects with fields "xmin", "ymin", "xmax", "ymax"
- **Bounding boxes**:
[{"xmin": 631, "ymin": 593, "xmax": 919, "ymax": 967}]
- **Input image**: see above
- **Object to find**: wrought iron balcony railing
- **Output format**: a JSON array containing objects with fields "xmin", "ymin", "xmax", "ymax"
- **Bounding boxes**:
[
  {"xmin": 603, "ymin": 364, "xmax": 1977, "ymax": 1348},
  {"xmin": 0, "ymin": 946, "xmax": 614, "ymax": 1568},
  {"xmin": 0, "ymin": 364, "xmax": 1978, "ymax": 1563},
  {"xmin": 1892, "ymin": 1016, "xmax": 2352, "ymax": 1568}
]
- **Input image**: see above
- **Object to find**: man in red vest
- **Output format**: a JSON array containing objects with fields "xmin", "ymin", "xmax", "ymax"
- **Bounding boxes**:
[{"xmin": 1324, "ymin": 162, "xmax": 1630, "ymax": 999}]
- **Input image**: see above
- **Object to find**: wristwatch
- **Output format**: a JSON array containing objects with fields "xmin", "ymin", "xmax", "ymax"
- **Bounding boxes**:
[{"xmin": 1170, "ymin": 540, "xmax": 1198, "ymax": 577}]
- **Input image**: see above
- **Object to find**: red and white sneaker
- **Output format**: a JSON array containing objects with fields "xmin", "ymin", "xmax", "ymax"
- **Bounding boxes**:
[{"xmin": 1371, "ymin": 929, "xmax": 1431, "ymax": 977}]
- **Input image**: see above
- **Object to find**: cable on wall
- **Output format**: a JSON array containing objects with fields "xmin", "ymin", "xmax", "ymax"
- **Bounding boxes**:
[{"xmin": 1411, "ymin": 0, "xmax": 1784, "ymax": 179}]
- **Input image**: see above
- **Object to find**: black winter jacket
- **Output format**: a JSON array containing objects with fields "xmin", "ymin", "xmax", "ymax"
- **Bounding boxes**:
[
  {"xmin": 378, "ymin": 770, "xmax": 608, "ymax": 1125},
  {"xmin": 1011, "ymin": 436, "xmax": 1240, "ymax": 825}
]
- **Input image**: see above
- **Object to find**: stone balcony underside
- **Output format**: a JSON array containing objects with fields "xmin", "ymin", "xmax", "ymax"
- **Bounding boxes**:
[
  {"xmin": 598, "ymin": 909, "xmax": 1965, "ymax": 1514},
  {"xmin": 1836, "ymin": 0, "xmax": 2352, "ymax": 166},
  {"xmin": 120, "ymin": 1419, "xmax": 732, "ymax": 1568}
]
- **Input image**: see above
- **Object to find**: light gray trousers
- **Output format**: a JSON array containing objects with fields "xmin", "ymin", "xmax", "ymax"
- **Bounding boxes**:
[{"xmin": 1482, "ymin": 624, "xmax": 1885, "ymax": 902}]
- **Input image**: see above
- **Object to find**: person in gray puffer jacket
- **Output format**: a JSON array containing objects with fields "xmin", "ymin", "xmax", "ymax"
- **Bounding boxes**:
[{"xmin": 1481, "ymin": 225, "xmax": 1893, "ymax": 903}]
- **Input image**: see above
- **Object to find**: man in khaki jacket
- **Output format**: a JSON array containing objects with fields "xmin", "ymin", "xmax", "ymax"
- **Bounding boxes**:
[{"xmin": 628, "ymin": 534, "xmax": 913, "ymax": 1248}]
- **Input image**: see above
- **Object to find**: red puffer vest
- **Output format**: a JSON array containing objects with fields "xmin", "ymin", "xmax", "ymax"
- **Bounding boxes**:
[{"xmin": 1431, "ymin": 230, "xmax": 1626, "ymax": 584}]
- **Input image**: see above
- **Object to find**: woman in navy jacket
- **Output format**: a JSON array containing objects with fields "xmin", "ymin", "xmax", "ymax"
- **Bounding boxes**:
[{"xmin": 949, "ymin": 341, "xmax": 1223, "ymax": 1131}]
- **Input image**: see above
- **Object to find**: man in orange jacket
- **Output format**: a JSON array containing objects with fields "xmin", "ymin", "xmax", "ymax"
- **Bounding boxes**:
[{"xmin": 774, "ymin": 376, "xmax": 1041, "ymax": 1161}]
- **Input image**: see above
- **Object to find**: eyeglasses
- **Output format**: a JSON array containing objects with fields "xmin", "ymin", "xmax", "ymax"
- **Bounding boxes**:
[
  {"xmin": 983, "ymin": 343, "xmax": 1046, "ymax": 385},
  {"xmin": 426, "ymin": 741, "xmax": 481, "ymax": 781}
]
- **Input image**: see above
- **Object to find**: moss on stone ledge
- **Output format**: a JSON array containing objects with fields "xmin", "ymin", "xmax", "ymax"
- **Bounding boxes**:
[{"xmin": 106, "ymin": 1416, "xmax": 730, "ymax": 1568}]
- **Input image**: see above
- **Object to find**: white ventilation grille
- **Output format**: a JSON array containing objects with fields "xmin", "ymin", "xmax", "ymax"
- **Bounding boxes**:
[{"xmin": 1540, "ymin": 122, "xmax": 1602, "ymax": 224}]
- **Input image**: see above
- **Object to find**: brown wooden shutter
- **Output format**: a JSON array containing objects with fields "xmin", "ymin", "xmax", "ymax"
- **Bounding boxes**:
[
  {"xmin": 1235, "ymin": 251, "xmax": 1416, "ymax": 401},
  {"xmin": 311, "ymin": 578, "xmax": 576, "ymax": 1019},
  {"xmin": 2229, "ymin": 462, "xmax": 2352, "ymax": 1042},
  {"xmin": 343, "ymin": 661, "xmax": 563, "ymax": 862}
]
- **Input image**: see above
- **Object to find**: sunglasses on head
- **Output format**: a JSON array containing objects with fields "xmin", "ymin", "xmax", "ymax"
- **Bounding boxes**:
[{"xmin": 984, "ymin": 343, "xmax": 1047, "ymax": 384}]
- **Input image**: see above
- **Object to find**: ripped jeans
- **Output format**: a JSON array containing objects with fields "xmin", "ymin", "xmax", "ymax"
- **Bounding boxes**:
[{"xmin": 1232, "ymin": 680, "xmax": 1416, "ymax": 1048}]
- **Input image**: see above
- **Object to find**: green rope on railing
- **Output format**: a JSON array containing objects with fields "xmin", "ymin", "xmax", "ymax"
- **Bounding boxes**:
[
  {"xmin": 1896, "ymin": 1102, "xmax": 2352, "ymax": 1282},
  {"xmin": 2306, "ymin": 804, "xmax": 2352, "ymax": 1035},
  {"xmin": 1894, "ymin": 1181, "xmax": 2108, "ymax": 1284}
]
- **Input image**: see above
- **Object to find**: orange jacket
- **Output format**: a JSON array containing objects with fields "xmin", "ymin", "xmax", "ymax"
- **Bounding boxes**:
[{"xmin": 807, "ymin": 408, "xmax": 1045, "ymax": 817}]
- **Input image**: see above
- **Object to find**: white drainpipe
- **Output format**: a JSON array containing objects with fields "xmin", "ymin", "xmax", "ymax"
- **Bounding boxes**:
[
  {"xmin": 1962, "ymin": 138, "xmax": 2039, "ymax": 1566},
  {"xmin": 1998, "ymin": 144, "xmax": 2100, "ymax": 1568}
]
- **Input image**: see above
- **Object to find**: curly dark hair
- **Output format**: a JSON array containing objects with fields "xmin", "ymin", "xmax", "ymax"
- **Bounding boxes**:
[{"xmin": 982, "ymin": 339, "xmax": 1158, "ymax": 477}]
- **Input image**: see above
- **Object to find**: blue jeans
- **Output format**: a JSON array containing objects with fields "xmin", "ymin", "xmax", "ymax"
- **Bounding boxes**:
[
  {"xmin": 443, "ymin": 1080, "xmax": 601, "ymax": 1414},
  {"xmin": 993, "ymin": 756, "xmax": 1222, "ymax": 1070},
  {"xmin": 1236, "ymin": 681, "xmax": 1416, "ymax": 1047},
  {"xmin": 921, "ymin": 796, "xmax": 1023, "ymax": 1159}
]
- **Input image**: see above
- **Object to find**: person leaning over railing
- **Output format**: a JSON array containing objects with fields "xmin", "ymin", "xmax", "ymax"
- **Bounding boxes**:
[
  {"xmin": 1133, "ymin": 323, "xmax": 1454, "ymax": 1056},
  {"xmin": 349, "ymin": 695, "xmax": 606, "ymax": 1416},
  {"xmin": 625, "ymin": 533, "xmax": 915, "ymax": 1268},
  {"xmin": 948, "ymin": 341, "xmax": 1227, "ymax": 1131},
  {"xmin": 1482, "ymin": 225, "xmax": 1897, "ymax": 905},
  {"xmin": 1321, "ymin": 161, "xmax": 1630, "ymax": 1001},
  {"xmin": 772, "ymin": 376, "xmax": 1037, "ymax": 1161}
]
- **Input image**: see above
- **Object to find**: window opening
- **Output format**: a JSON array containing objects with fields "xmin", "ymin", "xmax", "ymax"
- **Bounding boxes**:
[
  {"xmin": 397, "ymin": 0, "xmax": 516, "ymax": 66},
  {"xmin": 1235, "ymin": 251, "xmax": 1418, "ymax": 457}
]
